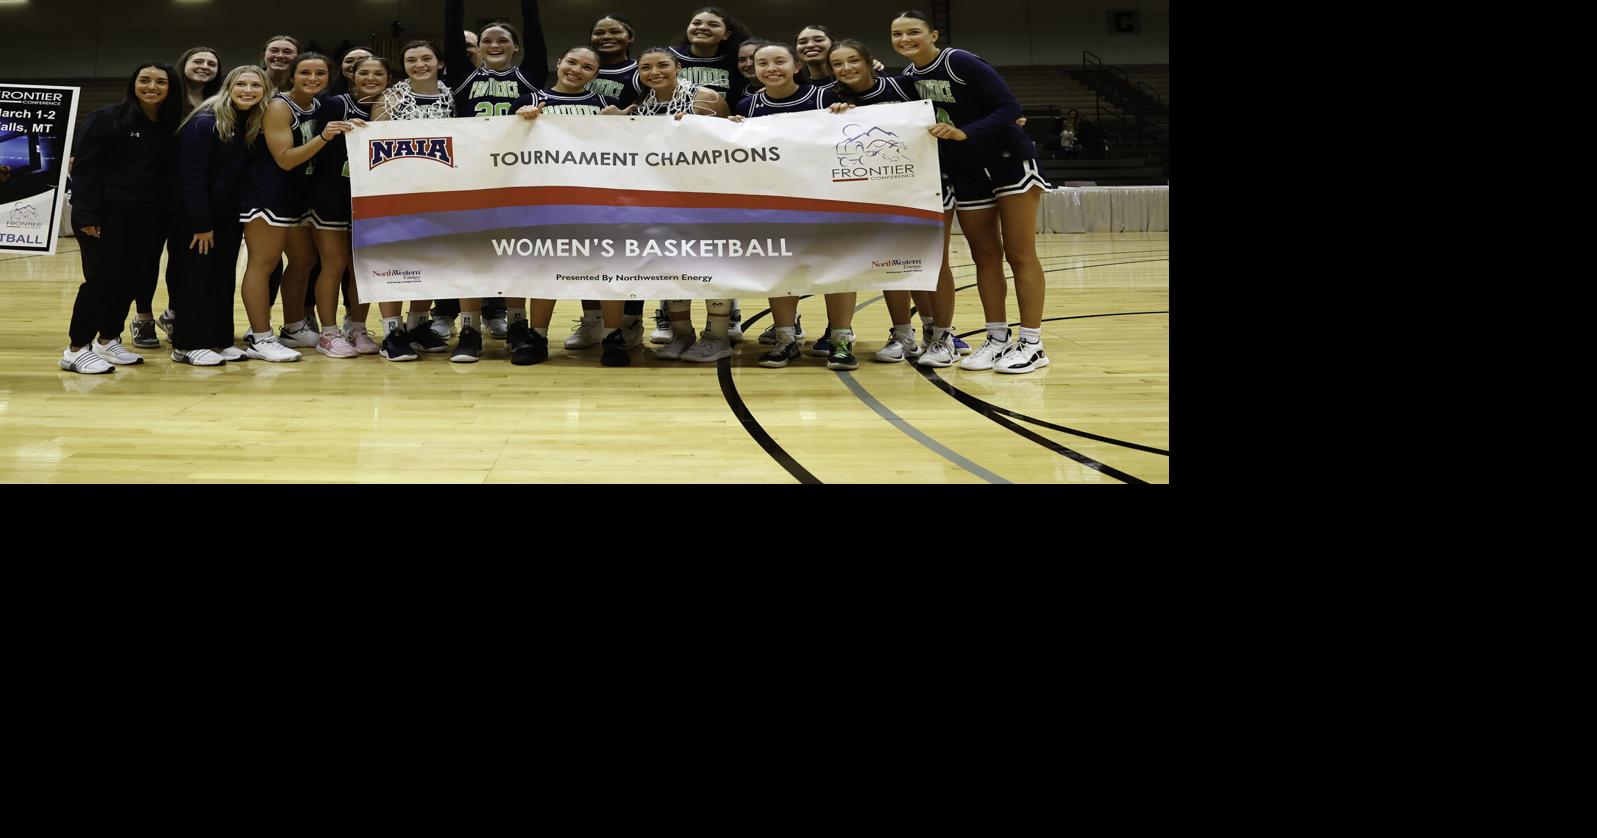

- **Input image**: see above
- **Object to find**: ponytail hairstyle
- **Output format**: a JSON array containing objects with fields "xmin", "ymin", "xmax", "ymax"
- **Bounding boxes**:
[{"xmin": 288, "ymin": 51, "xmax": 333, "ymax": 85}]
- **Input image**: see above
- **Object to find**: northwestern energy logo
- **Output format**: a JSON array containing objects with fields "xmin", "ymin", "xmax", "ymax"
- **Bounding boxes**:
[
  {"xmin": 368, "ymin": 137, "xmax": 456, "ymax": 170},
  {"xmin": 832, "ymin": 124, "xmax": 915, "ymax": 183}
]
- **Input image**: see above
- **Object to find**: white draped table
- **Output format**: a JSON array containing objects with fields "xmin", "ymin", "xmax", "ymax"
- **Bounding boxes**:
[{"xmin": 951, "ymin": 185, "xmax": 1169, "ymax": 234}]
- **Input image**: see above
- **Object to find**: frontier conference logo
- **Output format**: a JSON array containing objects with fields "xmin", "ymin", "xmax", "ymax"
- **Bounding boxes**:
[
  {"xmin": 5, "ymin": 202, "xmax": 42, "ymax": 228},
  {"xmin": 831, "ymin": 124, "xmax": 916, "ymax": 183}
]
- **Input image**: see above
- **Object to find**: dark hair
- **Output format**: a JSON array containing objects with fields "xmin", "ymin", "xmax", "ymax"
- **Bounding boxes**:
[
  {"xmin": 824, "ymin": 40, "xmax": 877, "ymax": 104},
  {"xmin": 176, "ymin": 46, "xmax": 223, "ymax": 100},
  {"xmin": 561, "ymin": 46, "xmax": 601, "ymax": 62},
  {"xmin": 591, "ymin": 14, "xmax": 636, "ymax": 58},
  {"xmin": 636, "ymin": 46, "xmax": 680, "ymax": 66},
  {"xmin": 754, "ymin": 42, "xmax": 801, "ymax": 65},
  {"xmin": 116, "ymin": 63, "xmax": 184, "ymax": 134},
  {"xmin": 795, "ymin": 24, "xmax": 836, "ymax": 44},
  {"xmin": 287, "ymin": 51, "xmax": 333, "ymax": 86},
  {"xmin": 328, "ymin": 46, "xmax": 373, "ymax": 96},
  {"xmin": 739, "ymin": 37, "xmax": 771, "ymax": 52},
  {"xmin": 401, "ymin": 40, "xmax": 442, "ymax": 62},
  {"xmin": 673, "ymin": 7, "xmax": 753, "ymax": 55},
  {"xmin": 480, "ymin": 20, "xmax": 523, "ymax": 50},
  {"xmin": 893, "ymin": 10, "xmax": 936, "ymax": 28}
]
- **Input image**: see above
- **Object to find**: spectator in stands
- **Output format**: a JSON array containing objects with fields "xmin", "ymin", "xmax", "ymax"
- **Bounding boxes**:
[{"xmin": 1059, "ymin": 108, "xmax": 1080, "ymax": 159}]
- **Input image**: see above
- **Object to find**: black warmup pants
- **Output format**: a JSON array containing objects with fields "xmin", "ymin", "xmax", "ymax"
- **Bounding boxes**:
[
  {"xmin": 170, "ymin": 216, "xmax": 242, "ymax": 350},
  {"xmin": 68, "ymin": 208, "xmax": 166, "ymax": 347}
]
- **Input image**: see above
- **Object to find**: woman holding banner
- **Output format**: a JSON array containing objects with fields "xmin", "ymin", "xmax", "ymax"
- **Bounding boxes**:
[
  {"xmin": 732, "ymin": 42, "xmax": 859, "ymax": 371},
  {"xmin": 369, "ymin": 40, "xmax": 455, "ymax": 362},
  {"xmin": 437, "ymin": 0, "xmax": 548, "ymax": 362},
  {"xmin": 618, "ymin": 46, "xmax": 733, "ymax": 364},
  {"xmin": 510, "ymin": 46, "xmax": 619, "ymax": 366},
  {"xmin": 237, "ymin": 53, "xmax": 353, "ymax": 362},
  {"xmin": 304, "ymin": 56, "xmax": 390, "ymax": 359},
  {"xmin": 892, "ymin": 10, "xmax": 1052, "ymax": 374}
]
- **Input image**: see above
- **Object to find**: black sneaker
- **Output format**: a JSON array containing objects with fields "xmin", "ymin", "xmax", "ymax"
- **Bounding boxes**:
[
  {"xmin": 506, "ymin": 318, "xmax": 531, "ymax": 352},
  {"xmin": 758, "ymin": 332, "xmax": 802, "ymax": 368},
  {"xmin": 826, "ymin": 333, "xmax": 858, "ymax": 370},
  {"xmin": 600, "ymin": 329, "xmax": 630, "ymax": 367},
  {"xmin": 510, "ymin": 326, "xmax": 548, "ymax": 365},
  {"xmin": 408, "ymin": 322, "xmax": 449, "ymax": 353},
  {"xmin": 381, "ymin": 328, "xmax": 419, "ymax": 362},
  {"xmin": 450, "ymin": 325, "xmax": 483, "ymax": 363}
]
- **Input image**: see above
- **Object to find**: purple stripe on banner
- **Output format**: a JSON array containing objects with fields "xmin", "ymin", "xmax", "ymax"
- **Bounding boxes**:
[{"xmin": 354, "ymin": 204, "xmax": 940, "ymax": 249}]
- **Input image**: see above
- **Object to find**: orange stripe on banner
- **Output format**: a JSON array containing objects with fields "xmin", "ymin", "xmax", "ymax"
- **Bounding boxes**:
[{"xmin": 352, "ymin": 186, "xmax": 944, "ymax": 222}]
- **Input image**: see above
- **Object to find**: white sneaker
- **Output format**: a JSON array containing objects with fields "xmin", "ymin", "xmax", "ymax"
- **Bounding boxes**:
[
  {"xmin": 171, "ymin": 348, "xmax": 225, "ymax": 366},
  {"xmin": 344, "ymin": 326, "xmax": 380, "ymax": 355},
  {"xmin": 564, "ymin": 314, "xmax": 605, "ymax": 349},
  {"xmin": 60, "ymin": 346, "xmax": 114, "ymax": 374},
  {"xmin": 727, "ymin": 306, "xmax": 743, "ymax": 342},
  {"xmin": 994, "ymin": 339, "xmax": 1049, "ymax": 374},
  {"xmin": 916, "ymin": 337, "xmax": 956, "ymax": 368},
  {"xmin": 279, "ymin": 323, "xmax": 320, "ymax": 347},
  {"xmin": 93, "ymin": 338, "xmax": 144, "ymax": 365},
  {"xmin": 959, "ymin": 333, "xmax": 1012, "ymax": 371},
  {"xmin": 316, "ymin": 330, "xmax": 359, "ymax": 358},
  {"xmin": 623, "ymin": 316, "xmax": 645, "ymax": 348},
  {"xmin": 429, "ymin": 314, "xmax": 455, "ymax": 339},
  {"xmin": 655, "ymin": 329, "xmax": 696, "ymax": 360},
  {"xmin": 680, "ymin": 330, "xmax": 732, "ymax": 363},
  {"xmin": 650, "ymin": 305, "xmax": 674, "ymax": 344},
  {"xmin": 214, "ymin": 345, "xmax": 248, "ymax": 361},
  {"xmin": 245, "ymin": 333, "xmax": 302, "ymax": 362},
  {"xmin": 485, "ymin": 315, "xmax": 510, "ymax": 339},
  {"xmin": 874, "ymin": 331, "xmax": 920, "ymax": 363}
]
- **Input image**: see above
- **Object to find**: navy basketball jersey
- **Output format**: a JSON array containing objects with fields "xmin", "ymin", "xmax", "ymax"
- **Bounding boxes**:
[
  {"xmin": 900, "ymin": 47, "xmax": 1035, "ymax": 161},
  {"xmin": 516, "ymin": 88, "xmax": 610, "ymax": 115},
  {"xmin": 273, "ymin": 92, "xmax": 320, "ymax": 177},
  {"xmin": 314, "ymin": 94, "xmax": 372, "ymax": 181},
  {"xmin": 453, "ymin": 66, "xmax": 541, "ymax": 118},
  {"xmin": 820, "ymin": 76, "xmax": 916, "ymax": 108},
  {"xmin": 588, "ymin": 61, "xmax": 642, "ymax": 108},
  {"xmin": 668, "ymin": 46, "xmax": 738, "ymax": 100},
  {"xmin": 735, "ymin": 84, "xmax": 826, "ymax": 118}
]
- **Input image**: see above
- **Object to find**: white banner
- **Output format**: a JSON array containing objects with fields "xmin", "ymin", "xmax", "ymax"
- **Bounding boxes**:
[{"xmin": 348, "ymin": 100, "xmax": 946, "ymax": 302}]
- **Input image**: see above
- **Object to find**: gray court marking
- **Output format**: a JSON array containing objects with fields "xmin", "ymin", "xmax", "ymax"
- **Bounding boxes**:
[
  {"xmin": 837, "ymin": 293, "xmax": 1009, "ymax": 483},
  {"xmin": 834, "ymin": 371, "xmax": 1011, "ymax": 485}
]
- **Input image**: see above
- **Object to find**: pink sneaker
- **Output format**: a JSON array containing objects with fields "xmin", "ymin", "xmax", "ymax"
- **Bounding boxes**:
[
  {"xmin": 316, "ymin": 330, "xmax": 358, "ymax": 358},
  {"xmin": 345, "ymin": 326, "xmax": 380, "ymax": 355}
]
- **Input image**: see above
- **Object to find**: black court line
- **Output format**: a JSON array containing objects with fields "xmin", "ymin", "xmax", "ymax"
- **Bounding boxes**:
[
  {"xmin": 950, "ymin": 311, "xmax": 1170, "ymax": 455},
  {"xmin": 717, "ymin": 299, "xmax": 821, "ymax": 484},
  {"xmin": 1044, "ymin": 257, "xmax": 1168, "ymax": 275},
  {"xmin": 914, "ymin": 365, "xmax": 1148, "ymax": 484}
]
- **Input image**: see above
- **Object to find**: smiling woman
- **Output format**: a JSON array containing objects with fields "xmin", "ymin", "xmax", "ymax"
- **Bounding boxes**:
[{"xmin": 58, "ymin": 63, "xmax": 183, "ymax": 374}]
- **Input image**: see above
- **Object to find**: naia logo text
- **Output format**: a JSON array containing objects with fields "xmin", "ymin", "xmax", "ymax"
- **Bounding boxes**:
[
  {"xmin": 368, "ymin": 137, "xmax": 456, "ymax": 169},
  {"xmin": 831, "ymin": 124, "xmax": 915, "ymax": 183}
]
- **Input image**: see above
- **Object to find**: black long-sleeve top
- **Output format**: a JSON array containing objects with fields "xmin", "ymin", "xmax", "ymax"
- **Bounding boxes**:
[
  {"xmin": 70, "ymin": 104, "xmax": 175, "ymax": 227},
  {"xmin": 176, "ymin": 111, "xmax": 253, "ymax": 234}
]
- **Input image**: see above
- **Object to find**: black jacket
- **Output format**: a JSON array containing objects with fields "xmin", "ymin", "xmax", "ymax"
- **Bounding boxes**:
[
  {"xmin": 176, "ymin": 111, "xmax": 252, "ymax": 234},
  {"xmin": 69, "ymin": 103, "xmax": 175, "ymax": 227}
]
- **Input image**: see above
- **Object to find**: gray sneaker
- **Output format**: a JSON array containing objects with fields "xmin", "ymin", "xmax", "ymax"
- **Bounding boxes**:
[
  {"xmin": 655, "ymin": 330, "xmax": 696, "ymax": 360},
  {"xmin": 680, "ymin": 330, "xmax": 732, "ymax": 363},
  {"xmin": 130, "ymin": 318, "xmax": 160, "ymax": 348}
]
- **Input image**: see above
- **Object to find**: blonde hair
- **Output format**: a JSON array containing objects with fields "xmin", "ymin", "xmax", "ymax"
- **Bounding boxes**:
[{"xmin": 180, "ymin": 65, "xmax": 275, "ymax": 148}]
